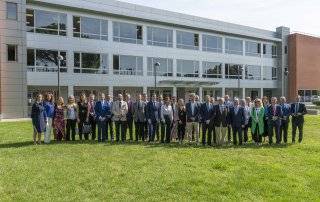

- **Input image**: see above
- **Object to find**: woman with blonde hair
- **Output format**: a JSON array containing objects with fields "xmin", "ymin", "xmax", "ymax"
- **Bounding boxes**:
[
  {"xmin": 177, "ymin": 99, "xmax": 187, "ymax": 144},
  {"xmin": 54, "ymin": 97, "xmax": 65, "ymax": 141},
  {"xmin": 31, "ymin": 94, "xmax": 47, "ymax": 144},
  {"xmin": 65, "ymin": 95, "xmax": 78, "ymax": 141},
  {"xmin": 251, "ymin": 98, "xmax": 265, "ymax": 145}
]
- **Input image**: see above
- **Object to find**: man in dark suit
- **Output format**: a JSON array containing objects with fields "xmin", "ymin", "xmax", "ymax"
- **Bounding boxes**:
[
  {"xmin": 133, "ymin": 94, "xmax": 146, "ymax": 141},
  {"xmin": 291, "ymin": 95, "xmax": 307, "ymax": 143},
  {"xmin": 95, "ymin": 93, "xmax": 110, "ymax": 142},
  {"xmin": 146, "ymin": 94, "xmax": 161, "ymax": 142},
  {"xmin": 200, "ymin": 95, "xmax": 214, "ymax": 146},
  {"xmin": 87, "ymin": 94, "xmax": 97, "ymax": 140},
  {"xmin": 186, "ymin": 93, "xmax": 201, "ymax": 144},
  {"xmin": 280, "ymin": 96, "xmax": 291, "ymax": 144},
  {"xmin": 126, "ymin": 94, "xmax": 134, "ymax": 141},
  {"xmin": 213, "ymin": 98, "xmax": 229, "ymax": 146},
  {"xmin": 229, "ymin": 98, "xmax": 245, "ymax": 145},
  {"xmin": 158, "ymin": 95, "xmax": 165, "ymax": 142},
  {"xmin": 224, "ymin": 95, "xmax": 233, "ymax": 144},
  {"xmin": 266, "ymin": 97, "xmax": 283, "ymax": 145}
]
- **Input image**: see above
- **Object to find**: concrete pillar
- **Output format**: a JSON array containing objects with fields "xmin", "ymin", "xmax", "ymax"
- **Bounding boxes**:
[
  {"xmin": 199, "ymin": 87, "xmax": 203, "ymax": 102},
  {"xmin": 222, "ymin": 37, "xmax": 225, "ymax": 54},
  {"xmin": 198, "ymin": 32, "xmax": 202, "ymax": 51},
  {"xmin": 242, "ymin": 88, "xmax": 246, "ymax": 99},
  {"xmin": 68, "ymin": 86, "xmax": 74, "ymax": 96},
  {"xmin": 242, "ymin": 40, "xmax": 246, "ymax": 56},
  {"xmin": 108, "ymin": 53, "xmax": 113, "ymax": 75},
  {"xmin": 108, "ymin": 86, "xmax": 113, "ymax": 97},
  {"xmin": 108, "ymin": 20, "xmax": 113, "ymax": 42},
  {"xmin": 143, "ymin": 86, "xmax": 147, "ymax": 94},
  {"xmin": 173, "ymin": 30, "xmax": 177, "ymax": 48},
  {"xmin": 66, "ymin": 13, "xmax": 73, "ymax": 37},
  {"xmin": 142, "ymin": 25, "xmax": 147, "ymax": 46},
  {"xmin": 222, "ymin": 62, "xmax": 226, "ymax": 79},
  {"xmin": 173, "ymin": 86, "xmax": 177, "ymax": 97},
  {"xmin": 261, "ymin": 88, "xmax": 264, "ymax": 98},
  {"xmin": 143, "ymin": 56, "xmax": 147, "ymax": 77},
  {"xmin": 222, "ymin": 87, "xmax": 226, "ymax": 97},
  {"xmin": 199, "ymin": 61, "xmax": 203, "ymax": 78}
]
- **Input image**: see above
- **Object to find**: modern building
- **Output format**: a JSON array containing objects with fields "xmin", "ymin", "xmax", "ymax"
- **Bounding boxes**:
[{"xmin": 1, "ymin": 0, "xmax": 290, "ymax": 119}]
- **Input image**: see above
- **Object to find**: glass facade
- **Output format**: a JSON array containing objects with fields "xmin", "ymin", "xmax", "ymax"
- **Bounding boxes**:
[
  {"xmin": 7, "ymin": 2, "xmax": 17, "ymax": 20},
  {"xmin": 147, "ymin": 27, "xmax": 173, "ymax": 47},
  {"xmin": 27, "ymin": 49, "xmax": 67, "ymax": 72},
  {"xmin": 225, "ymin": 38, "xmax": 243, "ymax": 55},
  {"xmin": 74, "ymin": 52, "xmax": 108, "ymax": 74},
  {"xmin": 7, "ymin": 45, "xmax": 17, "ymax": 61},
  {"xmin": 73, "ymin": 16, "xmax": 108, "ymax": 40},
  {"xmin": 263, "ymin": 66, "xmax": 277, "ymax": 80},
  {"xmin": 113, "ymin": 22, "xmax": 143, "ymax": 44},
  {"xmin": 177, "ymin": 59, "xmax": 199, "ymax": 77},
  {"xmin": 245, "ymin": 65, "xmax": 261, "ymax": 80},
  {"xmin": 202, "ymin": 35, "xmax": 222, "ymax": 53},
  {"xmin": 225, "ymin": 64, "xmax": 243, "ymax": 79},
  {"xmin": 147, "ymin": 57, "xmax": 173, "ymax": 76},
  {"xmin": 245, "ymin": 41, "xmax": 261, "ymax": 57},
  {"xmin": 113, "ymin": 55, "xmax": 143, "ymax": 75},
  {"xmin": 263, "ymin": 44, "xmax": 277, "ymax": 58},
  {"xmin": 176, "ymin": 31, "xmax": 199, "ymax": 50},
  {"xmin": 26, "ymin": 9, "xmax": 67, "ymax": 36},
  {"xmin": 202, "ymin": 62, "xmax": 222, "ymax": 78}
]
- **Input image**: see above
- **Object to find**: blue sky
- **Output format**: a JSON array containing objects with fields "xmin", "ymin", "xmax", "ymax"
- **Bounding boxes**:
[{"xmin": 120, "ymin": 0, "xmax": 320, "ymax": 35}]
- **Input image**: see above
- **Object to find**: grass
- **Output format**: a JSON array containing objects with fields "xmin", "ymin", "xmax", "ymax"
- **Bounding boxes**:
[{"xmin": 0, "ymin": 116, "xmax": 320, "ymax": 201}]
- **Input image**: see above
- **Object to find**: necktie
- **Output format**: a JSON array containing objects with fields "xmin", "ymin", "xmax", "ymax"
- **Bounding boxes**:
[
  {"xmin": 295, "ymin": 103, "xmax": 299, "ymax": 113},
  {"xmin": 273, "ymin": 106, "xmax": 276, "ymax": 116},
  {"xmin": 119, "ymin": 101, "xmax": 121, "ymax": 109}
]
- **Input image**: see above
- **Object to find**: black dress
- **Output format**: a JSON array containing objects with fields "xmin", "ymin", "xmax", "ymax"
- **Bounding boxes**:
[
  {"xmin": 178, "ymin": 108, "xmax": 187, "ymax": 141},
  {"xmin": 31, "ymin": 102, "xmax": 47, "ymax": 133},
  {"xmin": 78, "ymin": 101, "xmax": 88, "ymax": 140}
]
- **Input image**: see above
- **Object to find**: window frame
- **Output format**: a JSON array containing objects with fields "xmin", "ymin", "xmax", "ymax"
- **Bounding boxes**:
[
  {"xmin": 73, "ymin": 52, "xmax": 108, "ymax": 74},
  {"xmin": 245, "ymin": 65, "xmax": 261, "ymax": 80},
  {"xmin": 176, "ymin": 31, "xmax": 199, "ymax": 50},
  {"xmin": 225, "ymin": 38, "xmax": 243, "ymax": 55},
  {"xmin": 6, "ymin": 2, "xmax": 18, "ymax": 20},
  {"xmin": 113, "ymin": 21, "xmax": 143, "ymax": 45},
  {"xmin": 7, "ymin": 44, "xmax": 18, "ymax": 62},
  {"xmin": 245, "ymin": 41, "xmax": 261, "ymax": 57},
  {"xmin": 147, "ymin": 26, "xmax": 173, "ymax": 48},
  {"xmin": 73, "ymin": 15, "xmax": 108, "ymax": 41},
  {"xmin": 225, "ymin": 64, "xmax": 243, "ymax": 79},
  {"xmin": 147, "ymin": 57, "xmax": 173, "ymax": 77},
  {"xmin": 202, "ymin": 34, "xmax": 223, "ymax": 53},
  {"xmin": 113, "ymin": 54, "xmax": 143, "ymax": 76},
  {"xmin": 176, "ymin": 59, "xmax": 199, "ymax": 78},
  {"xmin": 202, "ymin": 61, "xmax": 222, "ymax": 78}
]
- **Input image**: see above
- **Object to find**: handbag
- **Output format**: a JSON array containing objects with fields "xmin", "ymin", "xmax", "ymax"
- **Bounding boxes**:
[{"xmin": 82, "ymin": 122, "xmax": 92, "ymax": 134}]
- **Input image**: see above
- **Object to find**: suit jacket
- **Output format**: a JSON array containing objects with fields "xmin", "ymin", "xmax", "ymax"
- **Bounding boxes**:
[
  {"xmin": 146, "ymin": 101, "xmax": 161, "ymax": 122},
  {"xmin": 213, "ymin": 104, "xmax": 229, "ymax": 127},
  {"xmin": 126, "ymin": 100, "xmax": 134, "ymax": 120},
  {"xmin": 290, "ymin": 102, "xmax": 307, "ymax": 124},
  {"xmin": 186, "ymin": 102, "xmax": 200, "ymax": 122},
  {"xmin": 95, "ymin": 100, "xmax": 112, "ymax": 121},
  {"xmin": 112, "ymin": 100, "xmax": 128, "ymax": 121},
  {"xmin": 200, "ymin": 102, "xmax": 214, "ymax": 124},
  {"xmin": 266, "ymin": 104, "xmax": 283, "ymax": 124},
  {"xmin": 133, "ymin": 100, "xmax": 146, "ymax": 122},
  {"xmin": 280, "ymin": 103, "xmax": 291, "ymax": 123},
  {"xmin": 229, "ymin": 106, "xmax": 245, "ymax": 128}
]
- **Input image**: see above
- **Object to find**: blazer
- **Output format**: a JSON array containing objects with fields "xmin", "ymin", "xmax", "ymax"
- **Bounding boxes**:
[
  {"xmin": 251, "ymin": 107, "xmax": 265, "ymax": 135},
  {"xmin": 95, "ymin": 100, "xmax": 112, "ymax": 120},
  {"xmin": 186, "ymin": 102, "xmax": 200, "ymax": 122},
  {"xmin": 290, "ymin": 102, "xmax": 307, "ymax": 124},
  {"xmin": 229, "ymin": 106, "xmax": 245, "ymax": 128},
  {"xmin": 178, "ymin": 108, "xmax": 187, "ymax": 125},
  {"xmin": 133, "ymin": 100, "xmax": 146, "ymax": 123},
  {"xmin": 200, "ymin": 102, "xmax": 214, "ymax": 123},
  {"xmin": 146, "ymin": 101, "xmax": 161, "ymax": 122},
  {"xmin": 126, "ymin": 100, "xmax": 134, "ymax": 120},
  {"xmin": 112, "ymin": 100, "xmax": 128, "ymax": 121},
  {"xmin": 213, "ymin": 104, "xmax": 229, "ymax": 127},
  {"xmin": 280, "ymin": 103, "xmax": 291, "ymax": 122},
  {"xmin": 266, "ymin": 105, "xmax": 283, "ymax": 123}
]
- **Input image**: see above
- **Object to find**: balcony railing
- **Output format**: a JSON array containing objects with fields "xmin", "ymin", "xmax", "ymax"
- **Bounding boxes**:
[
  {"xmin": 27, "ymin": 66, "xmax": 67, "ymax": 72},
  {"xmin": 73, "ymin": 68, "xmax": 108, "ymax": 74}
]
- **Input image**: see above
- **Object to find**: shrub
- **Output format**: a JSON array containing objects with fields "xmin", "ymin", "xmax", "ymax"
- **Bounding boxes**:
[{"xmin": 312, "ymin": 101, "xmax": 320, "ymax": 106}]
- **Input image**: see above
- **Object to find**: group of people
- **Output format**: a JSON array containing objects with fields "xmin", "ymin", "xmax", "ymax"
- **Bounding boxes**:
[{"xmin": 31, "ymin": 92, "xmax": 307, "ymax": 146}]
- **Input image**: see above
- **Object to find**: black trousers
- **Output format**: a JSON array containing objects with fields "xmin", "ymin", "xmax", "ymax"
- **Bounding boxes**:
[
  {"xmin": 232, "ymin": 126, "xmax": 243, "ymax": 145},
  {"xmin": 115, "ymin": 121, "xmax": 127, "ymax": 142},
  {"xmin": 201, "ymin": 123, "xmax": 213, "ymax": 146},
  {"xmin": 178, "ymin": 123, "xmax": 186, "ymax": 142},
  {"xmin": 88, "ymin": 114, "xmax": 96, "ymax": 140},
  {"xmin": 268, "ymin": 121, "xmax": 281, "ymax": 144},
  {"xmin": 227, "ymin": 125, "xmax": 232, "ymax": 142},
  {"xmin": 144, "ymin": 121, "xmax": 148, "ymax": 141},
  {"xmin": 127, "ymin": 118, "xmax": 134, "ymax": 141},
  {"xmin": 66, "ymin": 119, "xmax": 77, "ymax": 141},
  {"xmin": 135, "ymin": 122, "xmax": 144, "ymax": 141},
  {"xmin": 163, "ymin": 116, "xmax": 172, "ymax": 143},
  {"xmin": 292, "ymin": 121, "xmax": 304, "ymax": 143},
  {"xmin": 106, "ymin": 118, "xmax": 114, "ymax": 141},
  {"xmin": 78, "ymin": 119, "xmax": 89, "ymax": 140},
  {"xmin": 243, "ymin": 124, "xmax": 249, "ymax": 143},
  {"xmin": 280, "ymin": 120, "xmax": 289, "ymax": 143},
  {"xmin": 253, "ymin": 124, "xmax": 262, "ymax": 143}
]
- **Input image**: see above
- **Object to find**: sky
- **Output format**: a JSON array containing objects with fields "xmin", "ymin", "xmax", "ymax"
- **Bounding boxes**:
[{"xmin": 120, "ymin": 0, "xmax": 320, "ymax": 35}]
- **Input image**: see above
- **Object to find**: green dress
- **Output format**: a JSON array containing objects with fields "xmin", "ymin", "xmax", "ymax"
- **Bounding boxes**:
[{"xmin": 251, "ymin": 107, "xmax": 265, "ymax": 135}]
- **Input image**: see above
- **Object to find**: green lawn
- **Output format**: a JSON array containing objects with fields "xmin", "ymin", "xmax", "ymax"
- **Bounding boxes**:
[{"xmin": 0, "ymin": 116, "xmax": 320, "ymax": 201}]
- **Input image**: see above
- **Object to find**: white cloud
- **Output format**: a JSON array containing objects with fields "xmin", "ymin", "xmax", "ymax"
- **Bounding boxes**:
[{"xmin": 119, "ymin": 0, "xmax": 320, "ymax": 35}]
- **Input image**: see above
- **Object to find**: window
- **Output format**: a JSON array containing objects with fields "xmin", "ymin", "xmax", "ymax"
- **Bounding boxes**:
[
  {"xmin": 6, "ymin": 2, "xmax": 17, "ymax": 20},
  {"xmin": 202, "ymin": 62, "xmax": 222, "ymax": 78},
  {"xmin": 202, "ymin": 35, "xmax": 222, "ymax": 53},
  {"xmin": 113, "ymin": 55, "xmax": 143, "ymax": 75},
  {"xmin": 225, "ymin": 64, "xmax": 243, "ymax": 79},
  {"xmin": 147, "ymin": 57, "xmax": 173, "ymax": 76},
  {"xmin": 73, "ymin": 16, "xmax": 108, "ymax": 40},
  {"xmin": 245, "ymin": 65, "xmax": 261, "ymax": 80},
  {"xmin": 284, "ymin": 46, "xmax": 288, "ymax": 54},
  {"xmin": 26, "ymin": 9, "xmax": 67, "ymax": 36},
  {"xmin": 73, "ymin": 52, "xmax": 108, "ymax": 74},
  {"xmin": 176, "ymin": 31, "xmax": 199, "ymax": 50},
  {"xmin": 113, "ymin": 22, "xmax": 143, "ymax": 44},
  {"xmin": 27, "ymin": 48, "xmax": 67, "ymax": 72},
  {"xmin": 263, "ymin": 44, "xmax": 277, "ymax": 58},
  {"xmin": 177, "ymin": 59, "xmax": 199, "ymax": 77},
  {"xmin": 7, "ymin": 45, "xmax": 17, "ymax": 61},
  {"xmin": 263, "ymin": 66, "xmax": 277, "ymax": 80},
  {"xmin": 147, "ymin": 26, "xmax": 173, "ymax": 47},
  {"xmin": 225, "ymin": 38, "xmax": 243, "ymax": 55},
  {"xmin": 245, "ymin": 41, "xmax": 261, "ymax": 57}
]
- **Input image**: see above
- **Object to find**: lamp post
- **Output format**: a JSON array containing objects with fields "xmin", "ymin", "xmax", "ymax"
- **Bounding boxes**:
[
  {"xmin": 57, "ymin": 55, "xmax": 64, "ymax": 98},
  {"xmin": 237, "ymin": 65, "xmax": 244, "ymax": 98},
  {"xmin": 154, "ymin": 62, "xmax": 160, "ymax": 94}
]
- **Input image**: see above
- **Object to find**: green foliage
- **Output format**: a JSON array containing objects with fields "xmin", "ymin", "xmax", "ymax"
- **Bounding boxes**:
[
  {"xmin": 312, "ymin": 101, "xmax": 320, "ymax": 106},
  {"xmin": 0, "ymin": 116, "xmax": 320, "ymax": 201}
]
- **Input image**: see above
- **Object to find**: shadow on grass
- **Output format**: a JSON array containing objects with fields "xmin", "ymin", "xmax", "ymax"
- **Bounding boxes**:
[{"xmin": 0, "ymin": 139, "xmax": 294, "ymax": 150}]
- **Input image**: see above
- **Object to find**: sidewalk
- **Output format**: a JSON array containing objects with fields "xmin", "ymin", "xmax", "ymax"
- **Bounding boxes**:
[{"xmin": 0, "ymin": 118, "xmax": 31, "ymax": 122}]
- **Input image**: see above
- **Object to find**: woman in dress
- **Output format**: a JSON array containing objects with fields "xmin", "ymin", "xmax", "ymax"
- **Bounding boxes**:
[
  {"xmin": 65, "ymin": 95, "xmax": 78, "ymax": 141},
  {"xmin": 53, "ymin": 97, "xmax": 65, "ymax": 141},
  {"xmin": 177, "ymin": 99, "xmax": 187, "ymax": 144},
  {"xmin": 43, "ymin": 92, "xmax": 55, "ymax": 144},
  {"xmin": 251, "ymin": 99, "xmax": 265, "ymax": 145},
  {"xmin": 31, "ymin": 94, "xmax": 47, "ymax": 145},
  {"xmin": 262, "ymin": 96, "xmax": 269, "ymax": 142},
  {"xmin": 77, "ymin": 93, "xmax": 89, "ymax": 140},
  {"xmin": 170, "ymin": 96, "xmax": 179, "ymax": 142}
]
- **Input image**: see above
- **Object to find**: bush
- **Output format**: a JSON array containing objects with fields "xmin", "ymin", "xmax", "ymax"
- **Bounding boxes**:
[{"xmin": 312, "ymin": 101, "xmax": 320, "ymax": 106}]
